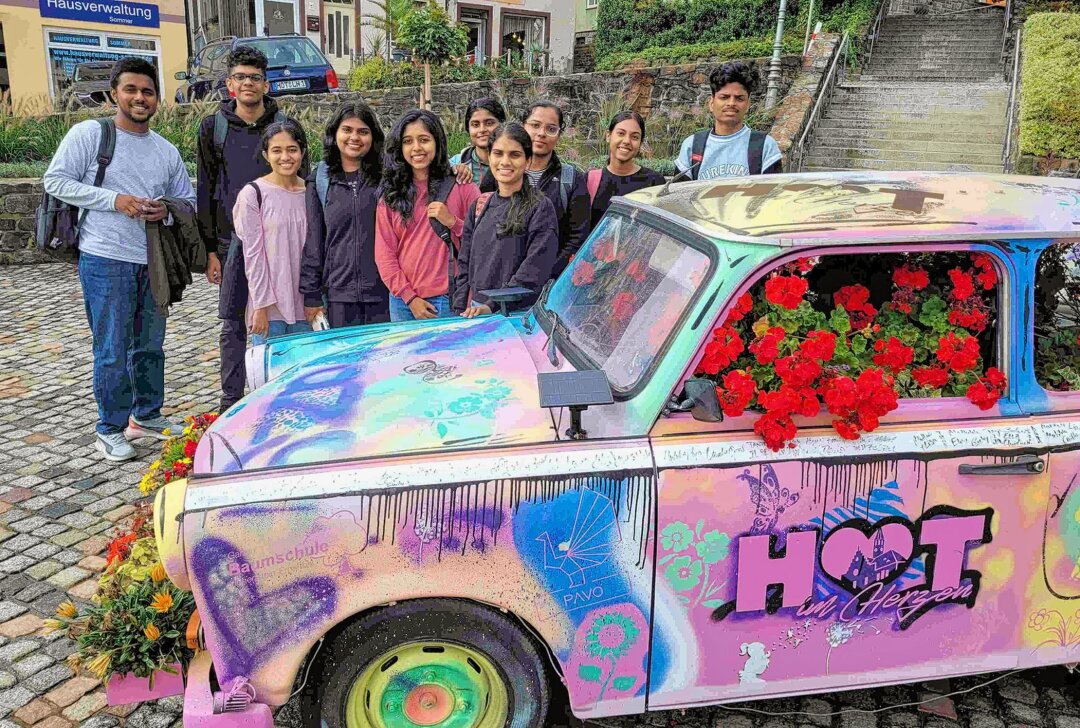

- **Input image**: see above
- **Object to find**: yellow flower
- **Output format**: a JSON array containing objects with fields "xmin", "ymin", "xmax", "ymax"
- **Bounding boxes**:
[
  {"xmin": 150, "ymin": 563, "xmax": 167, "ymax": 583},
  {"xmin": 150, "ymin": 460, "xmax": 162, "ymax": 472},
  {"xmin": 150, "ymin": 591, "xmax": 174, "ymax": 613},
  {"xmin": 42, "ymin": 619, "xmax": 64, "ymax": 633},
  {"xmin": 143, "ymin": 623, "xmax": 160, "ymax": 641},
  {"xmin": 86, "ymin": 652, "xmax": 111, "ymax": 678},
  {"xmin": 55, "ymin": 601, "xmax": 77, "ymax": 619},
  {"xmin": 65, "ymin": 652, "xmax": 81, "ymax": 674}
]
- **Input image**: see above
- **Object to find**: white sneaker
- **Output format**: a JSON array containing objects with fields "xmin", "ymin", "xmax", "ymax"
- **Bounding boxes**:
[
  {"xmin": 125, "ymin": 415, "xmax": 182, "ymax": 441},
  {"xmin": 96, "ymin": 432, "xmax": 137, "ymax": 462}
]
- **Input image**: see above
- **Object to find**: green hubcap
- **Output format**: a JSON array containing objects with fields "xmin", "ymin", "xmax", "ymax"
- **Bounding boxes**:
[{"xmin": 345, "ymin": 642, "xmax": 508, "ymax": 728}]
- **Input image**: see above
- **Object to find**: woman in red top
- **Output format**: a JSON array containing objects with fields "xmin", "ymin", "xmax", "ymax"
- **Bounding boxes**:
[{"xmin": 375, "ymin": 109, "xmax": 479, "ymax": 321}]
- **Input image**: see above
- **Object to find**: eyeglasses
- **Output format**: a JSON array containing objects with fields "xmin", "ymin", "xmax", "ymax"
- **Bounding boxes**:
[
  {"xmin": 229, "ymin": 73, "xmax": 265, "ymax": 83},
  {"xmin": 525, "ymin": 120, "xmax": 561, "ymax": 136}
]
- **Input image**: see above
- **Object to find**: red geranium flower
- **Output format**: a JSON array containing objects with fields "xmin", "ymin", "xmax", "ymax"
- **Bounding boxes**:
[
  {"xmin": 972, "ymin": 254, "xmax": 997, "ymax": 290},
  {"xmin": 800, "ymin": 330, "xmax": 837, "ymax": 362},
  {"xmin": 913, "ymin": 366, "xmax": 950, "ymax": 388},
  {"xmin": 872, "ymin": 337, "xmax": 915, "ymax": 374},
  {"xmin": 765, "ymin": 275, "xmax": 809, "ymax": 310},
  {"xmin": 696, "ymin": 325, "xmax": 744, "ymax": 375},
  {"xmin": 936, "ymin": 332, "xmax": 980, "ymax": 373},
  {"xmin": 611, "ymin": 292, "xmax": 637, "ymax": 322},
  {"xmin": 833, "ymin": 419, "xmax": 861, "ymax": 440},
  {"xmin": 572, "ymin": 261, "xmax": 595, "ymax": 286},
  {"xmin": 759, "ymin": 383, "xmax": 820, "ymax": 419},
  {"xmin": 716, "ymin": 369, "xmax": 758, "ymax": 417},
  {"xmin": 754, "ymin": 411, "xmax": 798, "ymax": 451},
  {"xmin": 948, "ymin": 267, "xmax": 976, "ymax": 301},
  {"xmin": 948, "ymin": 304, "xmax": 989, "ymax": 333},
  {"xmin": 966, "ymin": 367, "xmax": 1007, "ymax": 410},
  {"xmin": 625, "ymin": 259, "xmax": 648, "ymax": 283},
  {"xmin": 724, "ymin": 293, "xmax": 754, "ymax": 324},
  {"xmin": 835, "ymin": 284, "xmax": 877, "ymax": 330},
  {"xmin": 776, "ymin": 355, "xmax": 823, "ymax": 389},
  {"xmin": 822, "ymin": 375, "xmax": 857, "ymax": 416},
  {"xmin": 749, "ymin": 326, "xmax": 786, "ymax": 365},
  {"xmin": 183, "ymin": 440, "xmax": 198, "ymax": 459},
  {"xmin": 106, "ymin": 532, "xmax": 138, "ymax": 566},
  {"xmin": 893, "ymin": 265, "xmax": 930, "ymax": 291}
]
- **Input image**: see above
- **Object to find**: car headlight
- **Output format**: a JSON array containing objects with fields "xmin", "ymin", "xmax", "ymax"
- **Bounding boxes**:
[
  {"xmin": 246, "ymin": 342, "xmax": 267, "ymax": 391},
  {"xmin": 154, "ymin": 479, "xmax": 190, "ymax": 591}
]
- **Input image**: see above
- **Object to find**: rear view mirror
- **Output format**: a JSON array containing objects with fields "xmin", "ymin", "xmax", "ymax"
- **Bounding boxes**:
[{"xmin": 684, "ymin": 378, "xmax": 723, "ymax": 422}]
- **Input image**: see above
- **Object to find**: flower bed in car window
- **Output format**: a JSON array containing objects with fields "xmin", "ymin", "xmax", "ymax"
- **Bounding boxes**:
[
  {"xmin": 694, "ymin": 252, "xmax": 1006, "ymax": 451},
  {"xmin": 1035, "ymin": 241, "xmax": 1080, "ymax": 392}
]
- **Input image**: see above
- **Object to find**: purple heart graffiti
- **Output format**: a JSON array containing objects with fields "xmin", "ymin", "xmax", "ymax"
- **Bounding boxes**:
[
  {"xmin": 819, "ymin": 518, "xmax": 916, "ymax": 595},
  {"xmin": 192, "ymin": 537, "xmax": 337, "ymax": 680}
]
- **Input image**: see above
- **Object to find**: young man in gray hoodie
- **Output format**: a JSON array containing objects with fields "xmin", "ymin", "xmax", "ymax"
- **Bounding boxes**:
[{"xmin": 43, "ymin": 57, "xmax": 196, "ymax": 462}]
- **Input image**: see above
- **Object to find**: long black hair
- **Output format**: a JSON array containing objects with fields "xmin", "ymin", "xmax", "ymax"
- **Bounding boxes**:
[
  {"xmin": 521, "ymin": 100, "xmax": 565, "ymax": 130},
  {"xmin": 606, "ymin": 110, "xmax": 647, "ymax": 163},
  {"xmin": 259, "ymin": 119, "xmax": 310, "ymax": 178},
  {"xmin": 465, "ymin": 97, "xmax": 507, "ymax": 129},
  {"xmin": 381, "ymin": 109, "xmax": 453, "ymax": 218},
  {"xmin": 323, "ymin": 102, "xmax": 384, "ymax": 186},
  {"xmin": 489, "ymin": 123, "xmax": 543, "ymax": 237}
]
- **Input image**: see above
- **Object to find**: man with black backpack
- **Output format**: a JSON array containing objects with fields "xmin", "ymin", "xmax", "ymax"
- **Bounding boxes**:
[
  {"xmin": 43, "ymin": 57, "xmax": 195, "ymax": 462},
  {"xmin": 675, "ymin": 61, "xmax": 783, "ymax": 181},
  {"xmin": 196, "ymin": 45, "xmax": 290, "ymax": 413}
]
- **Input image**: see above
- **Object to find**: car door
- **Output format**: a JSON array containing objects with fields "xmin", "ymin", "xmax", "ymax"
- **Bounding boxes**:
[{"xmin": 646, "ymin": 243, "xmax": 1047, "ymax": 709}]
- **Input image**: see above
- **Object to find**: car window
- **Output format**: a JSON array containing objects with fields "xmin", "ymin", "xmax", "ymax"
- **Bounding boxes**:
[
  {"xmin": 1034, "ymin": 240, "xmax": 1080, "ymax": 392},
  {"xmin": 546, "ymin": 213, "xmax": 712, "ymax": 391},
  {"xmin": 687, "ymin": 250, "xmax": 1006, "ymax": 449},
  {"xmin": 191, "ymin": 48, "xmax": 206, "ymax": 74},
  {"xmin": 246, "ymin": 37, "xmax": 326, "ymax": 67},
  {"xmin": 207, "ymin": 44, "xmax": 230, "ymax": 73}
]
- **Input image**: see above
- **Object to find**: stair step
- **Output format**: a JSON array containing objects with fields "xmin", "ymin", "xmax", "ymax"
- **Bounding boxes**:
[
  {"xmin": 859, "ymin": 73, "xmax": 1005, "ymax": 81},
  {"xmin": 807, "ymin": 147, "xmax": 1003, "ymax": 166},
  {"xmin": 820, "ymin": 107, "xmax": 1006, "ymax": 118},
  {"xmin": 806, "ymin": 138, "xmax": 1004, "ymax": 154},
  {"xmin": 812, "ymin": 123, "xmax": 1005, "ymax": 143},
  {"xmin": 803, "ymin": 159, "xmax": 1004, "ymax": 173}
]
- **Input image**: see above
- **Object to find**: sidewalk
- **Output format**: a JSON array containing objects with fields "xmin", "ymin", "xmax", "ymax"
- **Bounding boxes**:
[{"xmin": 0, "ymin": 263, "xmax": 1075, "ymax": 728}]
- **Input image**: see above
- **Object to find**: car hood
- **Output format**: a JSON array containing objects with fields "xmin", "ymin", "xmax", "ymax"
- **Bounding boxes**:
[
  {"xmin": 193, "ymin": 316, "xmax": 553, "ymax": 475},
  {"xmin": 71, "ymin": 80, "xmax": 111, "ymax": 93}
]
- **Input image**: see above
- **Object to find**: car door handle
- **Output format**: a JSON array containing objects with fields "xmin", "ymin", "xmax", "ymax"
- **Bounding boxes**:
[{"xmin": 958, "ymin": 454, "xmax": 1046, "ymax": 475}]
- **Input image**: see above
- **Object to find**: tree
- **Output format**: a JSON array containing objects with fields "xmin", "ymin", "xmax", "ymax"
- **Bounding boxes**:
[
  {"xmin": 398, "ymin": 1, "xmax": 468, "ymax": 108},
  {"xmin": 361, "ymin": 0, "xmax": 414, "ymax": 61}
]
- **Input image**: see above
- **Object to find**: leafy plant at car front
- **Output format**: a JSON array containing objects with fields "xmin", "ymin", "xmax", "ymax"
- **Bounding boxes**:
[
  {"xmin": 692, "ymin": 253, "xmax": 1007, "ymax": 451},
  {"xmin": 139, "ymin": 412, "xmax": 218, "ymax": 496}
]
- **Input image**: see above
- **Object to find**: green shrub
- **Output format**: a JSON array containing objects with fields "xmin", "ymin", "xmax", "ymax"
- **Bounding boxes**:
[
  {"xmin": 595, "ymin": 35, "xmax": 802, "ymax": 71},
  {"xmin": 1018, "ymin": 12, "xmax": 1080, "ymax": 159}
]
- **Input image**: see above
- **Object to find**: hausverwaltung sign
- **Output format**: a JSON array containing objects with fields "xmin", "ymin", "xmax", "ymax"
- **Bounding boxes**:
[{"xmin": 38, "ymin": 0, "xmax": 160, "ymax": 28}]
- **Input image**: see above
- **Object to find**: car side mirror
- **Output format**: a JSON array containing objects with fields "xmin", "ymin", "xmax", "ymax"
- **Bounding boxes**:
[
  {"xmin": 174, "ymin": 71, "xmax": 190, "ymax": 80},
  {"xmin": 679, "ymin": 377, "xmax": 723, "ymax": 422}
]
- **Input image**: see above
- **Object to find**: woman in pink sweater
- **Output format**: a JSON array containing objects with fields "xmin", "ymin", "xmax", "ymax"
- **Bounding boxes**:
[
  {"xmin": 233, "ymin": 120, "xmax": 312, "ymax": 345},
  {"xmin": 375, "ymin": 109, "xmax": 479, "ymax": 321}
]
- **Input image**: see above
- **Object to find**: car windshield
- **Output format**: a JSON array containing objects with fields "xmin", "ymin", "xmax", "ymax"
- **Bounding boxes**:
[
  {"xmin": 246, "ymin": 37, "xmax": 325, "ymax": 68},
  {"xmin": 75, "ymin": 66, "xmax": 112, "ymax": 82},
  {"xmin": 543, "ymin": 211, "xmax": 712, "ymax": 391}
]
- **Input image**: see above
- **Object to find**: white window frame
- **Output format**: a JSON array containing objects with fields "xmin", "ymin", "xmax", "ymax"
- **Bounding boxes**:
[
  {"xmin": 586, "ymin": 0, "xmax": 598, "ymax": 8},
  {"xmin": 254, "ymin": 0, "xmax": 302, "ymax": 37},
  {"xmin": 43, "ymin": 26, "xmax": 161, "ymax": 100}
]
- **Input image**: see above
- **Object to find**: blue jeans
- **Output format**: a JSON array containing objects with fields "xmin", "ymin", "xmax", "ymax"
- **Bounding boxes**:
[
  {"xmin": 78, "ymin": 252, "xmax": 168, "ymax": 435},
  {"xmin": 389, "ymin": 294, "xmax": 453, "ymax": 322},
  {"xmin": 250, "ymin": 319, "xmax": 313, "ymax": 346}
]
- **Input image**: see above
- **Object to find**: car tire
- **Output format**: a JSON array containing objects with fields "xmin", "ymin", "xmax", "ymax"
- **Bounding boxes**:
[{"xmin": 301, "ymin": 598, "xmax": 551, "ymax": 728}]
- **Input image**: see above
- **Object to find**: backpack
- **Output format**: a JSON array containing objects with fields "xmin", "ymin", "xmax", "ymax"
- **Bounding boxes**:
[
  {"xmin": 35, "ymin": 118, "xmax": 115, "ymax": 263},
  {"xmin": 586, "ymin": 169, "xmax": 603, "ymax": 204},
  {"xmin": 553, "ymin": 163, "xmax": 576, "ymax": 209},
  {"xmin": 313, "ymin": 161, "xmax": 330, "ymax": 210},
  {"xmin": 213, "ymin": 108, "xmax": 287, "ymax": 159},
  {"xmin": 428, "ymin": 176, "xmax": 460, "ymax": 301},
  {"xmin": 218, "ymin": 181, "xmax": 264, "ymax": 320},
  {"xmin": 688, "ymin": 128, "xmax": 767, "ymax": 180}
]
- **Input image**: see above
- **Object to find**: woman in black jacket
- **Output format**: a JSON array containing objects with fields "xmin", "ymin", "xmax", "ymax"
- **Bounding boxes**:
[
  {"xmin": 454, "ymin": 123, "xmax": 559, "ymax": 318},
  {"xmin": 300, "ymin": 102, "xmax": 388, "ymax": 328}
]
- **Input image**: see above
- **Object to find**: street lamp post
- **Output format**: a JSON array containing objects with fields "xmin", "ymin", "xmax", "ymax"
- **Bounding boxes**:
[{"xmin": 764, "ymin": 0, "xmax": 789, "ymax": 109}]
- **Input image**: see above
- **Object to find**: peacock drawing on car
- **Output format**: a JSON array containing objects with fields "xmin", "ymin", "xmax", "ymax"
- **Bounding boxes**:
[{"xmin": 536, "ymin": 489, "xmax": 622, "ymax": 588}]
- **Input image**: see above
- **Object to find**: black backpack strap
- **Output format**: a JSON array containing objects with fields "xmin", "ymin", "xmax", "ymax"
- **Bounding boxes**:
[
  {"xmin": 247, "ymin": 180, "xmax": 263, "ymax": 208},
  {"xmin": 748, "ymin": 131, "xmax": 766, "ymax": 176},
  {"xmin": 213, "ymin": 110, "xmax": 228, "ymax": 157},
  {"xmin": 428, "ymin": 177, "xmax": 457, "ymax": 248},
  {"xmin": 76, "ymin": 118, "xmax": 116, "ymax": 235},
  {"xmin": 689, "ymin": 129, "xmax": 710, "ymax": 181}
]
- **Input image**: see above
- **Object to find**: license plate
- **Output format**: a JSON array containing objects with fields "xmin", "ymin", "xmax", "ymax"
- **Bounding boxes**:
[{"xmin": 274, "ymin": 79, "xmax": 309, "ymax": 91}]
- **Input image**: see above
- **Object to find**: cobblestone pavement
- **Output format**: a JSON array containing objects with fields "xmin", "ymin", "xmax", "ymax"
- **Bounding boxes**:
[{"xmin": 1, "ymin": 263, "xmax": 1080, "ymax": 728}]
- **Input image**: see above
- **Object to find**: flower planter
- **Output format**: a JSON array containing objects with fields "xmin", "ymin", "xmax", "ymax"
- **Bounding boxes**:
[{"xmin": 105, "ymin": 663, "xmax": 185, "ymax": 706}]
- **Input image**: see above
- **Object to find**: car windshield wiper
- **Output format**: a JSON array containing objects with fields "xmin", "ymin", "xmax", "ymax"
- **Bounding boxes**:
[{"xmin": 534, "ymin": 281, "xmax": 571, "ymax": 367}]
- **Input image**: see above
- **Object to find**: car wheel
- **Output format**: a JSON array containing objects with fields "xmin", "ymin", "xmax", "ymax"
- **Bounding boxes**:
[{"xmin": 302, "ymin": 599, "xmax": 551, "ymax": 728}]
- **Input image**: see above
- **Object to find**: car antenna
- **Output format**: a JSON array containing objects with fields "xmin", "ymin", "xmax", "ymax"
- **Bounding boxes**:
[{"xmin": 657, "ymin": 161, "xmax": 700, "ymax": 197}]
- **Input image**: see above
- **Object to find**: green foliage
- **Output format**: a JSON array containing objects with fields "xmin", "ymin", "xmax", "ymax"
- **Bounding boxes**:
[
  {"xmin": 1034, "ymin": 241, "xmax": 1080, "ymax": 391},
  {"xmin": 361, "ymin": 0, "xmax": 414, "ymax": 54},
  {"xmin": 398, "ymin": 2, "xmax": 468, "ymax": 64},
  {"xmin": 1019, "ymin": 12, "xmax": 1080, "ymax": 159},
  {"xmin": 0, "ymin": 161, "xmax": 48, "ymax": 178},
  {"xmin": 595, "ymin": 35, "xmax": 802, "ymax": 71}
]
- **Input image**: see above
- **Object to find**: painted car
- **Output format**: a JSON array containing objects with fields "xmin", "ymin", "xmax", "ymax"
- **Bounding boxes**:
[{"xmin": 156, "ymin": 172, "xmax": 1080, "ymax": 728}]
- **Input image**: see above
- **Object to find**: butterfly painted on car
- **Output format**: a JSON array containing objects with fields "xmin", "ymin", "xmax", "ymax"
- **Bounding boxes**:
[{"xmin": 737, "ymin": 464, "xmax": 800, "ymax": 534}]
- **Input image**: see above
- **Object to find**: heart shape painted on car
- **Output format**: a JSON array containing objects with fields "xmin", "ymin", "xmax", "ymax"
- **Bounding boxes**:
[{"xmin": 819, "ymin": 518, "xmax": 916, "ymax": 595}]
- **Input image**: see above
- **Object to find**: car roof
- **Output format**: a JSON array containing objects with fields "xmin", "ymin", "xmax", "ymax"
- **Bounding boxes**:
[{"xmin": 623, "ymin": 171, "xmax": 1080, "ymax": 247}]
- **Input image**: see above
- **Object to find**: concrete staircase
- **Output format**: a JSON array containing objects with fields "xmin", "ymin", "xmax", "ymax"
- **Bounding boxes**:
[{"xmin": 802, "ymin": 14, "xmax": 1009, "ymax": 173}]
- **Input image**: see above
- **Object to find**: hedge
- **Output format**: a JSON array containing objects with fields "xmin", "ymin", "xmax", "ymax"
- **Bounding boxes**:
[
  {"xmin": 595, "ymin": 35, "xmax": 802, "ymax": 72},
  {"xmin": 1018, "ymin": 12, "xmax": 1080, "ymax": 159}
]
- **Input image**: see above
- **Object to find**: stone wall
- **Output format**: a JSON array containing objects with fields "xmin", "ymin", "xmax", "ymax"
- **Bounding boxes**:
[
  {"xmin": 887, "ymin": 0, "xmax": 1000, "ymax": 15},
  {"xmin": 766, "ymin": 34, "xmax": 841, "ymax": 158},
  {"xmin": 0, "ymin": 180, "xmax": 43, "ymax": 265}
]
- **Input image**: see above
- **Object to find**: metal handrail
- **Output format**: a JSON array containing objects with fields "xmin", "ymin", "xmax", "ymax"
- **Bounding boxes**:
[
  {"xmin": 865, "ymin": 0, "xmax": 889, "ymax": 68},
  {"xmin": 1001, "ymin": 0, "xmax": 1013, "ymax": 65},
  {"xmin": 792, "ymin": 33, "xmax": 849, "ymax": 172},
  {"xmin": 1002, "ymin": 24, "xmax": 1022, "ymax": 172}
]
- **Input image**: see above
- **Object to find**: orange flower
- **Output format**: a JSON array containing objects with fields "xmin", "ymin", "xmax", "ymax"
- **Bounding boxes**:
[
  {"xmin": 56, "ymin": 601, "xmax": 77, "ymax": 619},
  {"xmin": 150, "ymin": 591, "xmax": 174, "ymax": 613},
  {"xmin": 143, "ymin": 623, "xmax": 160, "ymax": 641},
  {"xmin": 150, "ymin": 563, "xmax": 167, "ymax": 583}
]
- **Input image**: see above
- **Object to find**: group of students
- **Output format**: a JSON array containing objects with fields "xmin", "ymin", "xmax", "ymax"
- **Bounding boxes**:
[
  {"xmin": 42, "ymin": 49, "xmax": 780, "ymax": 461},
  {"xmin": 202, "ymin": 45, "xmax": 712, "ymax": 412}
]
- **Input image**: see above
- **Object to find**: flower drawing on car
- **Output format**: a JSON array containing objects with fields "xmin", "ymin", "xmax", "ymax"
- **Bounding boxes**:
[
  {"xmin": 659, "ymin": 520, "xmax": 731, "ymax": 610},
  {"xmin": 423, "ymin": 378, "xmax": 516, "ymax": 440}
]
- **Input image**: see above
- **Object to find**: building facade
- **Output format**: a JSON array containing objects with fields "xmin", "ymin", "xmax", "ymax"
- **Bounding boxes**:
[
  {"xmin": 443, "ymin": 0, "xmax": 573, "ymax": 73},
  {"xmin": 573, "ymin": 0, "xmax": 596, "ymax": 72},
  {"xmin": 0, "ymin": 0, "xmax": 188, "ymax": 103}
]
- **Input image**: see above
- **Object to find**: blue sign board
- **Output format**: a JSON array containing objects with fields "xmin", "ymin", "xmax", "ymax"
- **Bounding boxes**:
[
  {"xmin": 48, "ymin": 32, "xmax": 100, "ymax": 46},
  {"xmin": 39, "ymin": 0, "xmax": 160, "ymax": 28}
]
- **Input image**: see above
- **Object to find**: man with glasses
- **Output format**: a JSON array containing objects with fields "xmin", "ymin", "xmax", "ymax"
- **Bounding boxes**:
[{"xmin": 195, "ymin": 46, "xmax": 290, "ymax": 413}]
